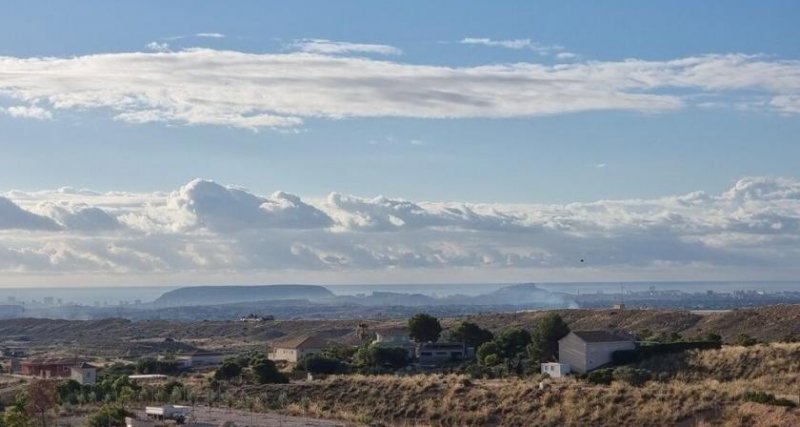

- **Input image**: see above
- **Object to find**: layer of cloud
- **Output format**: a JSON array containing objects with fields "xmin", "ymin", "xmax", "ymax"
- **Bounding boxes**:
[
  {"xmin": 0, "ymin": 177, "xmax": 799, "ymax": 281},
  {"xmin": 460, "ymin": 37, "xmax": 568, "ymax": 56},
  {"xmin": 290, "ymin": 39, "xmax": 402, "ymax": 56},
  {"xmin": 195, "ymin": 32, "xmax": 226, "ymax": 39},
  {"xmin": 145, "ymin": 42, "xmax": 170, "ymax": 53},
  {"xmin": 1, "ymin": 49, "xmax": 799, "ymax": 130},
  {"xmin": 2, "ymin": 105, "xmax": 52, "ymax": 120}
]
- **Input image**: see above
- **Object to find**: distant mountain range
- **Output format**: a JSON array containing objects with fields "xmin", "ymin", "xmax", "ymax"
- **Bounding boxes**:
[{"xmin": 153, "ymin": 284, "xmax": 334, "ymax": 307}]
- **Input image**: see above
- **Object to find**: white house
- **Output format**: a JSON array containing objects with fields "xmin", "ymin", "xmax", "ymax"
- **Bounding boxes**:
[
  {"xmin": 540, "ymin": 362, "xmax": 570, "ymax": 378},
  {"xmin": 70, "ymin": 362, "xmax": 97, "ymax": 385},
  {"xmin": 558, "ymin": 330, "xmax": 635, "ymax": 374},
  {"xmin": 268, "ymin": 335, "xmax": 329, "ymax": 363},
  {"xmin": 183, "ymin": 351, "xmax": 226, "ymax": 367}
]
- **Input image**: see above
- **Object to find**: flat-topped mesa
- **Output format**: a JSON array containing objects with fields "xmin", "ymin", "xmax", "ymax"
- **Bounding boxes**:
[{"xmin": 152, "ymin": 284, "xmax": 334, "ymax": 307}]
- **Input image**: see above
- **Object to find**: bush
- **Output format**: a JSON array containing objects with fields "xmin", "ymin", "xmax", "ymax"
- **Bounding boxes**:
[
  {"xmin": 586, "ymin": 368, "xmax": 614, "ymax": 385},
  {"xmin": 135, "ymin": 358, "xmax": 181, "ymax": 375},
  {"xmin": 358, "ymin": 346, "xmax": 409, "ymax": 370},
  {"xmin": 85, "ymin": 404, "xmax": 131, "ymax": 427},
  {"xmin": 611, "ymin": 341, "xmax": 721, "ymax": 365},
  {"xmin": 299, "ymin": 354, "xmax": 345, "ymax": 375},
  {"xmin": 743, "ymin": 390, "xmax": 797, "ymax": 407},
  {"xmin": 733, "ymin": 334, "xmax": 759, "ymax": 347},
  {"xmin": 251, "ymin": 358, "xmax": 289, "ymax": 384},
  {"xmin": 612, "ymin": 367, "xmax": 651, "ymax": 387},
  {"xmin": 214, "ymin": 360, "xmax": 243, "ymax": 381}
]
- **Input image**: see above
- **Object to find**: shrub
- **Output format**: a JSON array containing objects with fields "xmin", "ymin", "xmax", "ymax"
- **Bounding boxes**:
[
  {"xmin": 85, "ymin": 404, "xmax": 131, "ymax": 427},
  {"xmin": 586, "ymin": 368, "xmax": 614, "ymax": 385},
  {"xmin": 251, "ymin": 358, "xmax": 289, "ymax": 384},
  {"xmin": 300, "ymin": 354, "xmax": 345, "ymax": 374},
  {"xmin": 733, "ymin": 334, "xmax": 758, "ymax": 347},
  {"xmin": 612, "ymin": 341, "xmax": 721, "ymax": 365},
  {"xmin": 214, "ymin": 360, "xmax": 243, "ymax": 380},
  {"xmin": 358, "ymin": 346, "xmax": 409, "ymax": 370},
  {"xmin": 612, "ymin": 367, "xmax": 650, "ymax": 387},
  {"xmin": 742, "ymin": 390, "xmax": 797, "ymax": 407}
]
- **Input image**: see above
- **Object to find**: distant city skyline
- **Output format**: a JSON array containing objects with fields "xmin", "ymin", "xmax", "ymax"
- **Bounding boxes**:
[{"xmin": 0, "ymin": 1, "xmax": 799, "ymax": 284}]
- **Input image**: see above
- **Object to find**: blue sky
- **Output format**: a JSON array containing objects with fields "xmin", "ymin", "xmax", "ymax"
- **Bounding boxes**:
[
  {"xmin": 0, "ymin": 1, "xmax": 799, "ymax": 284},
  {"xmin": 1, "ymin": 0, "xmax": 798, "ymax": 202}
]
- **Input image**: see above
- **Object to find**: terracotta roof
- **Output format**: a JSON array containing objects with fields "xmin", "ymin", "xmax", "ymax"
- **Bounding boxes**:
[
  {"xmin": 22, "ymin": 358, "xmax": 79, "ymax": 366},
  {"xmin": 570, "ymin": 330, "xmax": 634, "ymax": 343},
  {"xmin": 271, "ymin": 335, "xmax": 331, "ymax": 350}
]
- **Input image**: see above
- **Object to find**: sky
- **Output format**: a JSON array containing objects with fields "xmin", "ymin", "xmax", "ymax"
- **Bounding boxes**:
[{"xmin": 0, "ymin": 1, "xmax": 799, "ymax": 286}]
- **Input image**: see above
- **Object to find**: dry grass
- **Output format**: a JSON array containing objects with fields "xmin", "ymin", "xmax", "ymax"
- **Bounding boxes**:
[{"xmin": 222, "ymin": 343, "xmax": 800, "ymax": 426}]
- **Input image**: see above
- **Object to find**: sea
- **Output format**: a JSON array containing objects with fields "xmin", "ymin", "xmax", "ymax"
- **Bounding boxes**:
[{"xmin": 0, "ymin": 281, "xmax": 797, "ymax": 306}]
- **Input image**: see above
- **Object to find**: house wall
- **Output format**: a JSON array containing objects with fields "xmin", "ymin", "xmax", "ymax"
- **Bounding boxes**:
[
  {"xmin": 584, "ymin": 341, "xmax": 635, "ymax": 371},
  {"xmin": 558, "ymin": 333, "xmax": 588, "ymax": 373},
  {"xmin": 269, "ymin": 348, "xmax": 299, "ymax": 362},
  {"xmin": 71, "ymin": 368, "xmax": 96, "ymax": 385}
]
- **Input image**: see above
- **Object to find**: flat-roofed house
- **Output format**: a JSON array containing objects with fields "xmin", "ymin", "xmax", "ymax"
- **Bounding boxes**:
[
  {"xmin": 268, "ymin": 335, "xmax": 329, "ymax": 363},
  {"xmin": 20, "ymin": 358, "xmax": 77, "ymax": 378},
  {"xmin": 558, "ymin": 330, "xmax": 635, "ymax": 374},
  {"xmin": 416, "ymin": 342, "xmax": 469, "ymax": 366},
  {"xmin": 184, "ymin": 351, "xmax": 225, "ymax": 367}
]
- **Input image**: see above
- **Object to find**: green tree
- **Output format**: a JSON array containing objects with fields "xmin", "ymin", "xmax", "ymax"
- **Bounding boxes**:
[
  {"xmin": 251, "ymin": 358, "xmax": 289, "ymax": 384},
  {"xmin": 408, "ymin": 313, "xmax": 442, "ymax": 343},
  {"xmin": 476, "ymin": 341, "xmax": 500, "ymax": 365},
  {"xmin": 85, "ymin": 405, "xmax": 130, "ymax": 427},
  {"xmin": 356, "ymin": 345, "xmax": 409, "ymax": 370},
  {"xmin": 494, "ymin": 328, "xmax": 532, "ymax": 359},
  {"xmin": 528, "ymin": 313, "xmax": 570, "ymax": 362},
  {"xmin": 448, "ymin": 322, "xmax": 494, "ymax": 348}
]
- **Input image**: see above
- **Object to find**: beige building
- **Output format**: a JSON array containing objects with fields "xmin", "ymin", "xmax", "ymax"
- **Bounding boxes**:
[
  {"xmin": 268, "ymin": 335, "xmax": 329, "ymax": 363},
  {"xmin": 70, "ymin": 362, "xmax": 97, "ymax": 385},
  {"xmin": 558, "ymin": 330, "xmax": 635, "ymax": 374}
]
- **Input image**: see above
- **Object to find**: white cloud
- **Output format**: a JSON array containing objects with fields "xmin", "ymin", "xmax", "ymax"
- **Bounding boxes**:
[
  {"xmin": 289, "ymin": 38, "xmax": 402, "ymax": 56},
  {"xmin": 0, "ymin": 197, "xmax": 60, "ymax": 230},
  {"xmin": 145, "ymin": 42, "xmax": 170, "ymax": 53},
  {"xmin": 0, "ymin": 176, "xmax": 798, "ymax": 282},
  {"xmin": 460, "ymin": 37, "xmax": 563, "ymax": 55},
  {"xmin": 1, "ymin": 49, "xmax": 799, "ymax": 129},
  {"xmin": 556, "ymin": 52, "xmax": 578, "ymax": 60},
  {"xmin": 2, "ymin": 105, "xmax": 52, "ymax": 120},
  {"xmin": 195, "ymin": 32, "xmax": 226, "ymax": 38}
]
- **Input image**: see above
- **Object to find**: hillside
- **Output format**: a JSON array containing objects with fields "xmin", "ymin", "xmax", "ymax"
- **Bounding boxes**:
[
  {"xmin": 1, "ymin": 305, "xmax": 799, "ymax": 356},
  {"xmin": 236, "ymin": 344, "xmax": 800, "ymax": 426}
]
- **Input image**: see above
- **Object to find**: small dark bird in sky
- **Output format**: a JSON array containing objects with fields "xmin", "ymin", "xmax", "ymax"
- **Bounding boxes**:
[{"xmin": 580, "ymin": 259, "xmax": 584, "ymax": 263}]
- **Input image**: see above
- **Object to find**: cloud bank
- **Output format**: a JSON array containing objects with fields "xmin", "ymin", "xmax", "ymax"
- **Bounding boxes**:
[
  {"xmin": 1, "ymin": 177, "xmax": 799, "ymax": 283},
  {"xmin": 1, "ymin": 48, "xmax": 799, "ymax": 129}
]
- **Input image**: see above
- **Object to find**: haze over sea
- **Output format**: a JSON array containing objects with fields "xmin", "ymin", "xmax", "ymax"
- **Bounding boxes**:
[{"xmin": 0, "ymin": 281, "xmax": 796, "ymax": 306}]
